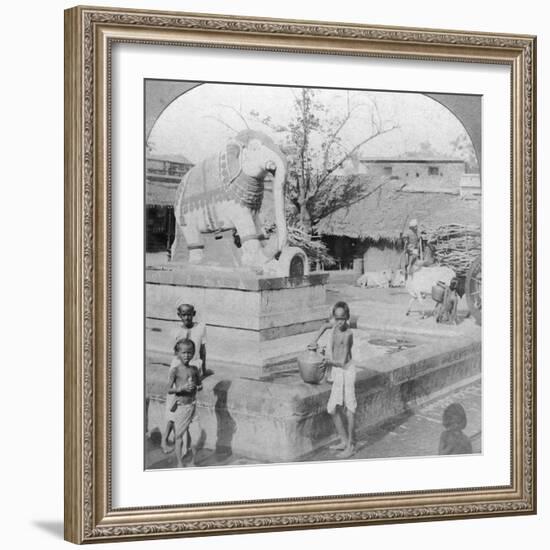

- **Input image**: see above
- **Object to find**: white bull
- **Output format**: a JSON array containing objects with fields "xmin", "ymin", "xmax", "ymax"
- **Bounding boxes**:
[
  {"xmin": 390, "ymin": 268, "xmax": 406, "ymax": 288},
  {"xmin": 405, "ymin": 265, "xmax": 456, "ymax": 318},
  {"xmin": 357, "ymin": 269, "xmax": 393, "ymax": 288}
]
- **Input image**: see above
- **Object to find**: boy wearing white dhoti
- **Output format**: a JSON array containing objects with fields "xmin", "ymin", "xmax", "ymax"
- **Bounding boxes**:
[{"xmin": 312, "ymin": 301, "xmax": 357, "ymax": 458}]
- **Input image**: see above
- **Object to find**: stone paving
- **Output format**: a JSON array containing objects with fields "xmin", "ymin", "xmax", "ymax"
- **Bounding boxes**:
[
  {"xmin": 307, "ymin": 379, "xmax": 481, "ymax": 462},
  {"xmin": 327, "ymin": 283, "xmax": 481, "ymax": 339},
  {"xmin": 146, "ymin": 379, "xmax": 481, "ymax": 469}
]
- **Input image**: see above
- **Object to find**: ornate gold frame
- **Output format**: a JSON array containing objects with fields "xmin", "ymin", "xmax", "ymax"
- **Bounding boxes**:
[{"xmin": 64, "ymin": 5, "xmax": 536, "ymax": 544}]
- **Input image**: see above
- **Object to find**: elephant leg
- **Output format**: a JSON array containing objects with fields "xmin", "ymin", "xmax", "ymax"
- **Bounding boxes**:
[
  {"xmin": 180, "ymin": 214, "xmax": 204, "ymax": 264},
  {"xmin": 253, "ymin": 212, "xmax": 266, "ymax": 241},
  {"xmin": 253, "ymin": 211, "xmax": 275, "ymax": 257},
  {"xmin": 170, "ymin": 223, "xmax": 187, "ymax": 262},
  {"xmin": 240, "ymin": 234, "xmax": 266, "ymax": 268},
  {"xmin": 231, "ymin": 205, "xmax": 268, "ymax": 267}
]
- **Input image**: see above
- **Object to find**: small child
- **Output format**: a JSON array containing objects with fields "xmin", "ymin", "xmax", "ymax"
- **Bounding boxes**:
[
  {"xmin": 436, "ymin": 278, "xmax": 459, "ymax": 325},
  {"xmin": 312, "ymin": 301, "xmax": 357, "ymax": 458},
  {"xmin": 171, "ymin": 303, "xmax": 207, "ymax": 378},
  {"xmin": 438, "ymin": 402, "xmax": 473, "ymax": 455},
  {"xmin": 167, "ymin": 338, "xmax": 203, "ymax": 468},
  {"xmin": 162, "ymin": 303, "xmax": 207, "ymax": 453}
]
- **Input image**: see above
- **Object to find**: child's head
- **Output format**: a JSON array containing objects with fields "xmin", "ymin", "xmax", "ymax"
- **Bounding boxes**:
[
  {"xmin": 442, "ymin": 403, "xmax": 467, "ymax": 431},
  {"xmin": 332, "ymin": 301, "xmax": 350, "ymax": 330},
  {"xmin": 177, "ymin": 303, "xmax": 196, "ymax": 327},
  {"xmin": 174, "ymin": 338, "xmax": 195, "ymax": 363}
]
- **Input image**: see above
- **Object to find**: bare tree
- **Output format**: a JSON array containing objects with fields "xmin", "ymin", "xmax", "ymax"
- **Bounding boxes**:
[
  {"xmin": 449, "ymin": 131, "xmax": 479, "ymax": 173},
  {"xmin": 252, "ymin": 88, "xmax": 398, "ymax": 234}
]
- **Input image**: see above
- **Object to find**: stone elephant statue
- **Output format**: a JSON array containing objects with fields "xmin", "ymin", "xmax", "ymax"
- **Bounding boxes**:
[{"xmin": 171, "ymin": 130, "xmax": 288, "ymax": 270}]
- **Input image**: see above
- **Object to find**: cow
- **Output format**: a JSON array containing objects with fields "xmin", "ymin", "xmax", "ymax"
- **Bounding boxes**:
[
  {"xmin": 405, "ymin": 265, "xmax": 456, "ymax": 318},
  {"xmin": 389, "ymin": 268, "xmax": 406, "ymax": 288},
  {"xmin": 357, "ymin": 269, "xmax": 393, "ymax": 288}
]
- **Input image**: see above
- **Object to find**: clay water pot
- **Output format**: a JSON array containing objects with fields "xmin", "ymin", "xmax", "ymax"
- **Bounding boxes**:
[
  {"xmin": 431, "ymin": 281, "xmax": 446, "ymax": 303},
  {"xmin": 297, "ymin": 344, "xmax": 326, "ymax": 384}
]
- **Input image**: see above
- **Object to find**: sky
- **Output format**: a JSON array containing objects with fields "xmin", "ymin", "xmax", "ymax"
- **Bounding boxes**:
[{"xmin": 147, "ymin": 83, "xmax": 475, "ymax": 165}]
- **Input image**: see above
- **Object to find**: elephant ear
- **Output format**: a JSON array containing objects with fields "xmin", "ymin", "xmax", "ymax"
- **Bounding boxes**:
[
  {"xmin": 219, "ymin": 139, "xmax": 243, "ymax": 188},
  {"xmin": 218, "ymin": 130, "xmax": 284, "ymax": 212},
  {"xmin": 235, "ymin": 129, "xmax": 287, "ymax": 170},
  {"xmin": 218, "ymin": 135, "xmax": 266, "ymax": 212}
]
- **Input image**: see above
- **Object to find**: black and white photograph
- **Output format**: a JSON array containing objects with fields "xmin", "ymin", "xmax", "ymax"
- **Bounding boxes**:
[
  {"xmin": 144, "ymin": 80, "xmax": 482, "ymax": 470},
  {"xmin": 55, "ymin": 0, "xmax": 543, "ymax": 544}
]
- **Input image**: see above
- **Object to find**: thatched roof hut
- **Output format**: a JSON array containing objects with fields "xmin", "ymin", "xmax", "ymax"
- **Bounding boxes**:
[{"xmin": 317, "ymin": 179, "xmax": 481, "ymax": 242}]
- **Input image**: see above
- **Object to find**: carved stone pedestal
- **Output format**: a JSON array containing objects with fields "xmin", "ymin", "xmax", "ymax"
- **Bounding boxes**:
[{"xmin": 146, "ymin": 264, "xmax": 328, "ymax": 378}]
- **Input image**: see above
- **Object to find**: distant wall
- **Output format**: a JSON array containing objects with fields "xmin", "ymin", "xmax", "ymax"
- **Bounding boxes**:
[
  {"xmin": 363, "ymin": 246, "xmax": 402, "ymax": 272},
  {"xmin": 360, "ymin": 161, "xmax": 465, "ymax": 193},
  {"xmin": 459, "ymin": 173, "xmax": 482, "ymax": 200},
  {"xmin": 326, "ymin": 270, "xmax": 358, "ymax": 284},
  {"xmin": 321, "ymin": 235, "xmax": 404, "ymax": 273}
]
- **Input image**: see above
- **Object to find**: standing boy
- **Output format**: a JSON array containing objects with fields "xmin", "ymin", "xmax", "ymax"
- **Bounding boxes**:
[
  {"xmin": 162, "ymin": 303, "xmax": 207, "ymax": 454},
  {"xmin": 171, "ymin": 303, "xmax": 207, "ymax": 377},
  {"xmin": 312, "ymin": 301, "xmax": 357, "ymax": 458},
  {"xmin": 167, "ymin": 338, "xmax": 203, "ymax": 467}
]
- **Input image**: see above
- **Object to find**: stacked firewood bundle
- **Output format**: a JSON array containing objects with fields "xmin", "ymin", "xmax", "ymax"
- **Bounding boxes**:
[
  {"xmin": 288, "ymin": 225, "xmax": 336, "ymax": 266},
  {"xmin": 425, "ymin": 224, "xmax": 481, "ymax": 277},
  {"xmin": 263, "ymin": 221, "xmax": 336, "ymax": 266}
]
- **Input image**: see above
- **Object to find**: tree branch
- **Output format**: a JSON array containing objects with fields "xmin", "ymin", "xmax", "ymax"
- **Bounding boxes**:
[
  {"xmin": 312, "ymin": 175, "xmax": 393, "ymax": 223},
  {"xmin": 318, "ymin": 124, "xmax": 399, "ymax": 187},
  {"xmin": 202, "ymin": 115, "xmax": 239, "ymax": 134},
  {"xmin": 322, "ymin": 109, "xmax": 355, "ymax": 172},
  {"xmin": 214, "ymin": 103, "xmax": 250, "ymax": 129}
]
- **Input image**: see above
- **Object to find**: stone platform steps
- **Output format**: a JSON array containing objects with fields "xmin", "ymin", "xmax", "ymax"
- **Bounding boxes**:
[{"xmin": 146, "ymin": 332, "xmax": 481, "ymax": 461}]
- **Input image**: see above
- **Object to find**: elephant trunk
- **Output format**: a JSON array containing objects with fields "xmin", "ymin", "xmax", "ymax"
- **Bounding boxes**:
[{"xmin": 271, "ymin": 156, "xmax": 288, "ymax": 253}]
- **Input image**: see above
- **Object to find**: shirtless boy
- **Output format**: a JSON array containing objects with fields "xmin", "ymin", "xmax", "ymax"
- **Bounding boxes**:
[
  {"xmin": 162, "ymin": 303, "xmax": 207, "ymax": 453},
  {"xmin": 312, "ymin": 301, "xmax": 357, "ymax": 458},
  {"xmin": 167, "ymin": 338, "xmax": 203, "ymax": 467},
  {"xmin": 172, "ymin": 303, "xmax": 207, "ymax": 377}
]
